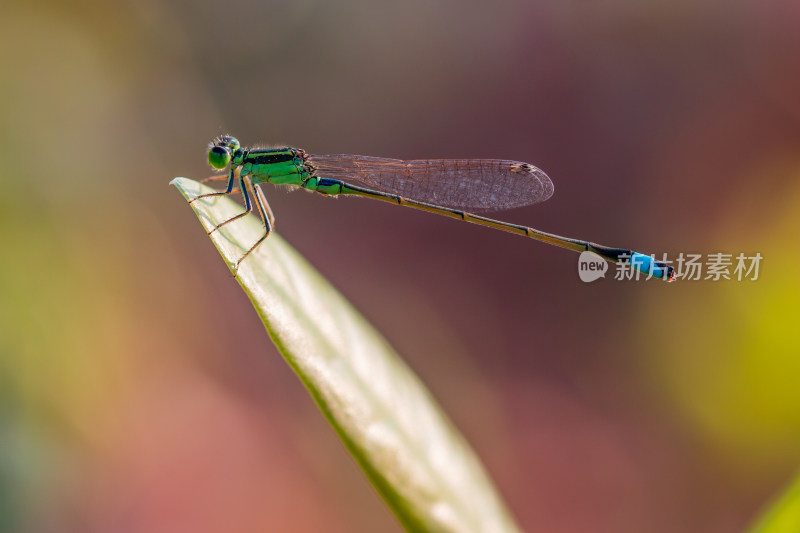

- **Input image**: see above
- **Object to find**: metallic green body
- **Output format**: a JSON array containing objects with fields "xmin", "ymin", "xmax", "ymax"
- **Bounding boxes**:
[{"xmin": 241, "ymin": 148, "xmax": 312, "ymax": 186}]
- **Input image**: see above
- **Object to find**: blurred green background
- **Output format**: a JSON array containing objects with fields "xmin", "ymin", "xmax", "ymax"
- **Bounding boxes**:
[{"xmin": 1, "ymin": 0, "xmax": 799, "ymax": 531}]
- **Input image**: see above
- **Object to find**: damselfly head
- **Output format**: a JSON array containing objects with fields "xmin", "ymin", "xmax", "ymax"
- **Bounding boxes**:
[{"xmin": 207, "ymin": 136, "xmax": 241, "ymax": 169}]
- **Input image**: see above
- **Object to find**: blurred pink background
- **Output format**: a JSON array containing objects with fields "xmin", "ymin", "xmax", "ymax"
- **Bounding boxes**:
[{"xmin": 1, "ymin": 0, "xmax": 799, "ymax": 531}]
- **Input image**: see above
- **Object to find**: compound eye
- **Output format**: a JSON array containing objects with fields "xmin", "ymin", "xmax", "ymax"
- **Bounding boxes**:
[
  {"xmin": 208, "ymin": 145, "xmax": 231, "ymax": 169},
  {"xmin": 224, "ymin": 136, "xmax": 240, "ymax": 152}
]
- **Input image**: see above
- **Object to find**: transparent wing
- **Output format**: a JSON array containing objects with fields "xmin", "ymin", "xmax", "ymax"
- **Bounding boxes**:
[{"xmin": 308, "ymin": 154, "xmax": 554, "ymax": 213}]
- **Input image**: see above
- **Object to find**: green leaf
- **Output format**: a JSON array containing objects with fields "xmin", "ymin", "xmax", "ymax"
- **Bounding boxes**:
[
  {"xmin": 747, "ymin": 473, "xmax": 800, "ymax": 533},
  {"xmin": 171, "ymin": 178, "xmax": 522, "ymax": 533}
]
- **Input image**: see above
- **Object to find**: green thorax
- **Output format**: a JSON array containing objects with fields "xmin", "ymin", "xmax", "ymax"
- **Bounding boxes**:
[{"xmin": 238, "ymin": 147, "xmax": 315, "ymax": 186}]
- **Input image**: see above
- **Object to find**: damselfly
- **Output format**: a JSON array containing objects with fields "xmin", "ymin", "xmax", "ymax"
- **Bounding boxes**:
[{"xmin": 190, "ymin": 136, "xmax": 675, "ymax": 281}]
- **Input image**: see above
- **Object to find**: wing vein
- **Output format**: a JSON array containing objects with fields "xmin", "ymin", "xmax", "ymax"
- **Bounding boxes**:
[{"xmin": 309, "ymin": 154, "xmax": 554, "ymax": 213}]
